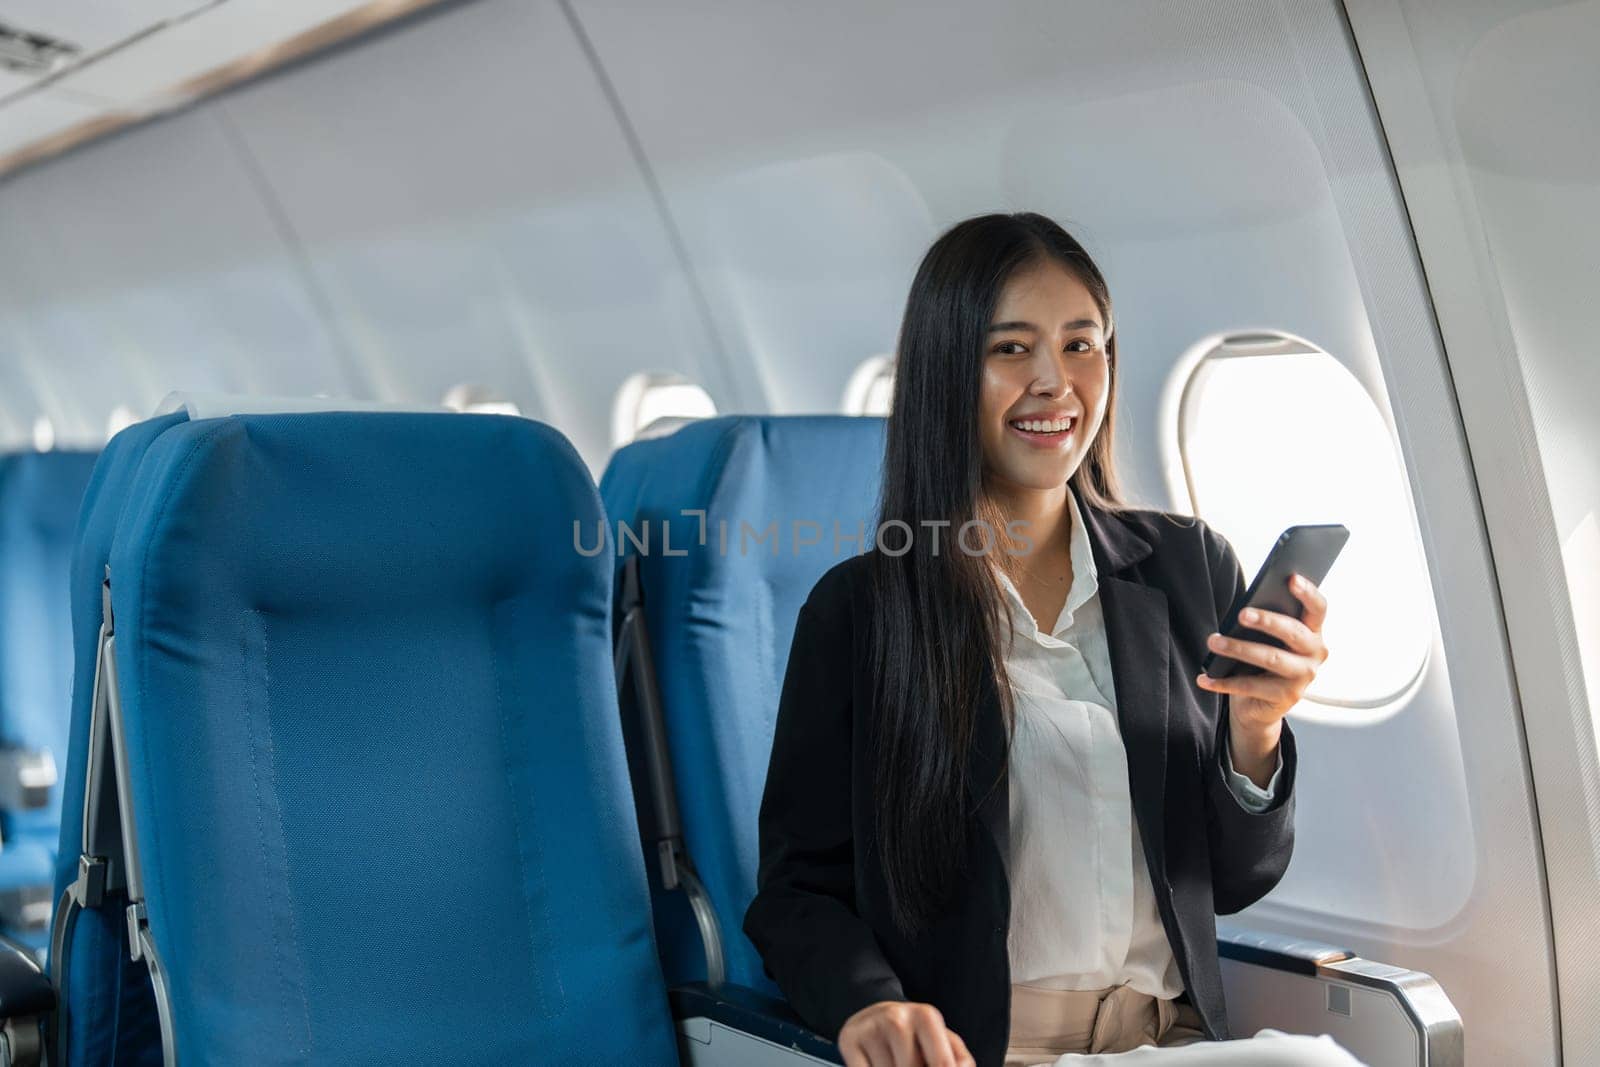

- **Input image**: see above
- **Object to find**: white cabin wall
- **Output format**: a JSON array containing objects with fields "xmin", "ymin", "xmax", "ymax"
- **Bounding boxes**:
[
  {"xmin": 571, "ymin": 0, "xmax": 1409, "ymax": 504},
  {"xmin": 1448, "ymin": 0, "xmax": 1600, "ymax": 686},
  {"xmin": 211, "ymin": 0, "xmax": 745, "ymax": 473},
  {"xmin": 1348, "ymin": 1, "xmax": 1600, "ymax": 1061},
  {"xmin": 0, "ymin": 104, "xmax": 351, "ymax": 446}
]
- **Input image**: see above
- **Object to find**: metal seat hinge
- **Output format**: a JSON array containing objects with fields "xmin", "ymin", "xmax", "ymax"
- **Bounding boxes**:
[
  {"xmin": 126, "ymin": 901, "xmax": 148, "ymax": 963},
  {"xmin": 69, "ymin": 854, "xmax": 108, "ymax": 910}
]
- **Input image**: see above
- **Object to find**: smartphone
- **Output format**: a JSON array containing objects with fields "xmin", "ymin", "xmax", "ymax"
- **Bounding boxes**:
[{"xmin": 1200, "ymin": 523, "xmax": 1350, "ymax": 679}]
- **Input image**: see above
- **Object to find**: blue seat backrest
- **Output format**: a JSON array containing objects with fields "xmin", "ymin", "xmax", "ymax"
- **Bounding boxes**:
[
  {"xmin": 599, "ymin": 415, "xmax": 886, "ymax": 992},
  {"xmin": 0, "ymin": 451, "xmax": 100, "ymax": 955},
  {"xmin": 0, "ymin": 451, "xmax": 98, "ymax": 849},
  {"xmin": 53, "ymin": 411, "xmax": 188, "ymax": 1066},
  {"xmin": 104, "ymin": 413, "xmax": 676, "ymax": 1064}
]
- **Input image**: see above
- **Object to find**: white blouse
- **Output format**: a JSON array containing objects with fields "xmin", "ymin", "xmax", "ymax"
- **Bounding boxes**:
[{"xmin": 999, "ymin": 487, "xmax": 1283, "ymax": 997}]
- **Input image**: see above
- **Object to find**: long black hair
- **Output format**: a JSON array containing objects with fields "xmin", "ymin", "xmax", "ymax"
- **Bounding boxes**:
[{"xmin": 868, "ymin": 212, "xmax": 1127, "ymax": 937}]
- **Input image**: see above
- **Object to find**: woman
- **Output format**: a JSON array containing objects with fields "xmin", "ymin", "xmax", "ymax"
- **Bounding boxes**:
[{"xmin": 743, "ymin": 214, "xmax": 1363, "ymax": 1067}]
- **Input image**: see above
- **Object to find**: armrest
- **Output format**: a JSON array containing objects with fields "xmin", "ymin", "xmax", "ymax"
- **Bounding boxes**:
[
  {"xmin": 0, "ymin": 934, "xmax": 51, "ymax": 1067},
  {"xmin": 670, "ymin": 982, "xmax": 844, "ymax": 1065},
  {"xmin": 1217, "ymin": 922, "xmax": 1463, "ymax": 1067},
  {"xmin": 0, "ymin": 936, "xmax": 52, "ymax": 1019},
  {"xmin": 1217, "ymin": 924, "xmax": 1354, "ymax": 974}
]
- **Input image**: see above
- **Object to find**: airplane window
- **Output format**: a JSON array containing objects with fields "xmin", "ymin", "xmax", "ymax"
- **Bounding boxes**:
[
  {"xmin": 611, "ymin": 372, "xmax": 717, "ymax": 447},
  {"xmin": 32, "ymin": 417, "xmax": 55, "ymax": 452},
  {"xmin": 441, "ymin": 384, "xmax": 522, "ymax": 416},
  {"xmin": 1179, "ymin": 334, "xmax": 1434, "ymax": 711},
  {"xmin": 842, "ymin": 355, "xmax": 895, "ymax": 416},
  {"xmin": 106, "ymin": 406, "xmax": 139, "ymax": 440}
]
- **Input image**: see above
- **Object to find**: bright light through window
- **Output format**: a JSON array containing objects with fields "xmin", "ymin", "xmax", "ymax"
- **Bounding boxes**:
[
  {"xmin": 106, "ymin": 405, "xmax": 139, "ymax": 440},
  {"xmin": 442, "ymin": 384, "xmax": 522, "ymax": 416},
  {"xmin": 1180, "ymin": 339, "xmax": 1433, "ymax": 709},
  {"xmin": 843, "ymin": 355, "xmax": 895, "ymax": 416},
  {"xmin": 32, "ymin": 417, "xmax": 55, "ymax": 453},
  {"xmin": 612, "ymin": 373, "xmax": 717, "ymax": 446}
]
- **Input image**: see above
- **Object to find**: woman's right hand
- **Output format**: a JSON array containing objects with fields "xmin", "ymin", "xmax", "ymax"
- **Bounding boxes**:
[{"xmin": 838, "ymin": 1001, "xmax": 976, "ymax": 1067}]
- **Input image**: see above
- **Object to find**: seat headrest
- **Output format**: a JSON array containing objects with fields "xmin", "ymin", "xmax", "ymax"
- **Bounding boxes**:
[{"xmin": 602, "ymin": 414, "xmax": 887, "ymax": 575}]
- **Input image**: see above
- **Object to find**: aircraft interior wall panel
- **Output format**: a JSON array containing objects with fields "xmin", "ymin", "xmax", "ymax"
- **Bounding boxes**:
[
  {"xmin": 0, "ymin": 103, "xmax": 351, "ymax": 447},
  {"xmin": 571, "ymin": 0, "xmax": 1419, "ymax": 498},
  {"xmin": 574, "ymin": 0, "xmax": 1552, "ymax": 1061},
  {"xmin": 1447, "ymin": 0, "xmax": 1600, "ymax": 671},
  {"xmin": 213, "ymin": 0, "xmax": 742, "ymax": 474},
  {"xmin": 0, "ymin": 300, "xmax": 43, "ymax": 443},
  {"xmin": 1348, "ymin": 1, "xmax": 1600, "ymax": 1061}
]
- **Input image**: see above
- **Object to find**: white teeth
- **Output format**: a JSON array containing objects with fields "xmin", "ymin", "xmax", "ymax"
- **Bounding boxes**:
[{"xmin": 1011, "ymin": 417, "xmax": 1075, "ymax": 433}]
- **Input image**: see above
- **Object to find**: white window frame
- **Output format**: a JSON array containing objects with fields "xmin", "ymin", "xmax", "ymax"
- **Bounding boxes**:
[
  {"xmin": 611, "ymin": 372, "xmax": 717, "ymax": 447},
  {"xmin": 841, "ymin": 354, "xmax": 895, "ymax": 416},
  {"xmin": 1172, "ymin": 332, "xmax": 1433, "ymax": 714}
]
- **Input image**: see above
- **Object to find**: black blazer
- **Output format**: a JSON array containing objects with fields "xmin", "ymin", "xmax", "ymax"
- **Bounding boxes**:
[{"xmin": 742, "ymin": 500, "xmax": 1298, "ymax": 1067}]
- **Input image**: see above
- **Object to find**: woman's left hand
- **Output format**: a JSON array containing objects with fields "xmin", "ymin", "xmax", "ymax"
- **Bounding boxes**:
[{"xmin": 1195, "ymin": 573, "xmax": 1329, "ymax": 774}]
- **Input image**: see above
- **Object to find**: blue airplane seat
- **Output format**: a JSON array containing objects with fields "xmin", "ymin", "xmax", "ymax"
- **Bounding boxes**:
[
  {"xmin": 50, "ymin": 410, "xmax": 188, "ymax": 1065},
  {"xmin": 599, "ymin": 415, "xmax": 886, "ymax": 995},
  {"xmin": 75, "ymin": 412, "xmax": 676, "ymax": 1063},
  {"xmin": 0, "ymin": 450, "xmax": 99, "ymax": 952}
]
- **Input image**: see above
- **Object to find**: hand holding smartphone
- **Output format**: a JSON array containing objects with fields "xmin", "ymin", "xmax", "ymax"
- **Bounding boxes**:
[{"xmin": 1200, "ymin": 523, "xmax": 1349, "ymax": 679}]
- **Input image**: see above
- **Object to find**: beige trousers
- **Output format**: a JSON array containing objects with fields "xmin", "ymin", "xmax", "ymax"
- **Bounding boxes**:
[{"xmin": 1004, "ymin": 983, "xmax": 1208, "ymax": 1065}]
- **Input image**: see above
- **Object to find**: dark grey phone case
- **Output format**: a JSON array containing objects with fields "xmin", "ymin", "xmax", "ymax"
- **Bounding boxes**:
[{"xmin": 1201, "ymin": 523, "xmax": 1350, "ymax": 679}]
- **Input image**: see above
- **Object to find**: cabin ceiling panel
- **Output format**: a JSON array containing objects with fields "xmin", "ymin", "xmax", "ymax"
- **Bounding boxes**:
[
  {"xmin": 0, "ymin": 68, "xmax": 34, "ymax": 98},
  {"xmin": 50, "ymin": 2, "xmax": 382, "ymax": 106},
  {"xmin": 0, "ymin": 2, "xmax": 204, "ymax": 57},
  {"xmin": 0, "ymin": 88, "xmax": 102, "ymax": 158}
]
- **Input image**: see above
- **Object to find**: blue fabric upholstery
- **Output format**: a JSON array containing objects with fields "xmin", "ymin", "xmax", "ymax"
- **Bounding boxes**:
[
  {"xmin": 599, "ymin": 415, "xmax": 886, "ymax": 993},
  {"xmin": 101, "ymin": 413, "xmax": 676, "ymax": 1064},
  {"xmin": 0, "ymin": 452, "xmax": 98, "ymax": 845},
  {"xmin": 53, "ymin": 411, "xmax": 187, "ymax": 1066},
  {"xmin": 56, "ymin": 416, "xmax": 189, "ymax": 905},
  {"xmin": 0, "ymin": 451, "xmax": 98, "ymax": 952}
]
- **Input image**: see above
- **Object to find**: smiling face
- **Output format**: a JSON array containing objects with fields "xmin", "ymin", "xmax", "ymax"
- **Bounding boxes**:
[{"xmin": 977, "ymin": 257, "xmax": 1112, "ymax": 498}]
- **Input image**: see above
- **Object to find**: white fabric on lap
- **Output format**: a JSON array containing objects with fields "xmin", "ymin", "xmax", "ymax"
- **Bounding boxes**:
[{"xmin": 1046, "ymin": 1028, "xmax": 1367, "ymax": 1065}]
